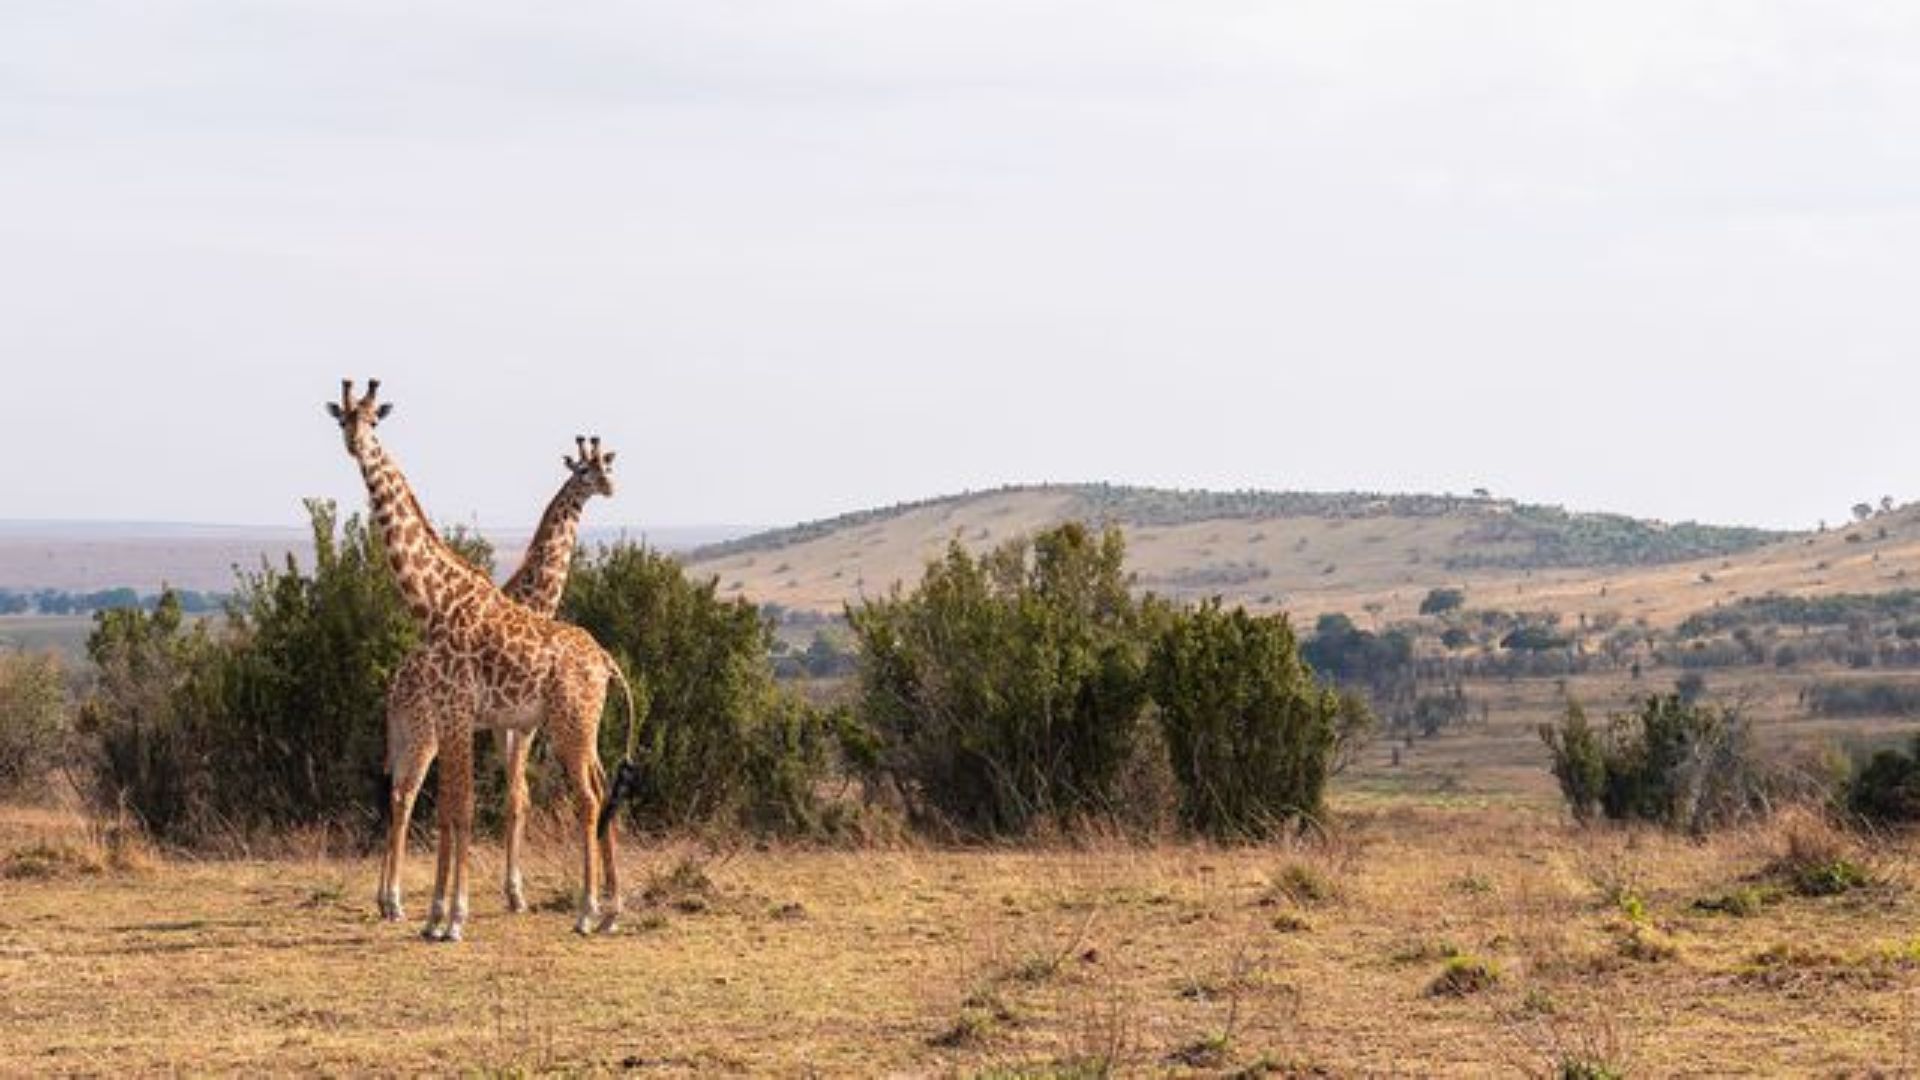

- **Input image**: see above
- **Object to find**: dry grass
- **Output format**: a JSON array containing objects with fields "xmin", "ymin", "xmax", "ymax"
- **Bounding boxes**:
[{"xmin": 4, "ymin": 802, "xmax": 1920, "ymax": 1074}]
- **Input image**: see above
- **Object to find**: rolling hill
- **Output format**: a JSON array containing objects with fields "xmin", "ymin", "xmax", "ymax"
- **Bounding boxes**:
[{"xmin": 682, "ymin": 484, "xmax": 1920, "ymax": 629}]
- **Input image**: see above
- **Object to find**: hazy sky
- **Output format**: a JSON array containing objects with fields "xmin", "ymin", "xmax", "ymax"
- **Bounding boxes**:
[{"xmin": 4, "ymin": 2, "xmax": 1916, "ymax": 531}]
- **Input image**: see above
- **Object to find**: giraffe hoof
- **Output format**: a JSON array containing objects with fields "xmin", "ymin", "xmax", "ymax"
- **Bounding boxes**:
[
  {"xmin": 506, "ymin": 895, "xmax": 528, "ymax": 915},
  {"xmin": 443, "ymin": 925, "xmax": 464, "ymax": 943},
  {"xmin": 596, "ymin": 914, "xmax": 620, "ymax": 935},
  {"xmin": 420, "ymin": 924, "xmax": 443, "ymax": 942}
]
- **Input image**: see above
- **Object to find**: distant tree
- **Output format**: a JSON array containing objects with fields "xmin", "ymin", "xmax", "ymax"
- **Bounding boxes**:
[
  {"xmin": 1440, "ymin": 626, "xmax": 1473, "ymax": 650},
  {"xmin": 1883, "ymin": 496, "xmax": 1897, "ymax": 515},
  {"xmin": 1674, "ymin": 671, "xmax": 1707, "ymax": 705},
  {"xmin": 1419, "ymin": 587, "xmax": 1466, "ymax": 616},
  {"xmin": 1853, "ymin": 502, "xmax": 1875, "ymax": 523},
  {"xmin": 1500, "ymin": 624, "xmax": 1571, "ymax": 652}
]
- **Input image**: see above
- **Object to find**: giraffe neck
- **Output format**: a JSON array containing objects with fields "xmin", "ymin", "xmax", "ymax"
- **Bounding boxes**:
[
  {"xmin": 502, "ymin": 480, "xmax": 592, "ymax": 616},
  {"xmin": 352, "ymin": 432, "xmax": 495, "ymax": 627}
]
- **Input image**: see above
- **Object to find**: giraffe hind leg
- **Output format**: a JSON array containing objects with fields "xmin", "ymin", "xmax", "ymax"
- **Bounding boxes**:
[{"xmin": 502, "ymin": 729, "xmax": 535, "ymax": 914}]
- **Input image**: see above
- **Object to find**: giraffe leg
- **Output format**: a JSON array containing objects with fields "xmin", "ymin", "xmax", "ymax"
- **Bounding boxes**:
[
  {"xmin": 502, "ymin": 729, "xmax": 535, "ymax": 914},
  {"xmin": 378, "ymin": 730, "xmax": 436, "ymax": 922},
  {"xmin": 422, "ymin": 774, "xmax": 456, "ymax": 940},
  {"xmin": 592, "ymin": 759, "xmax": 622, "ymax": 934},
  {"xmin": 551, "ymin": 725, "xmax": 601, "ymax": 935},
  {"xmin": 437, "ymin": 724, "xmax": 476, "ymax": 943}
]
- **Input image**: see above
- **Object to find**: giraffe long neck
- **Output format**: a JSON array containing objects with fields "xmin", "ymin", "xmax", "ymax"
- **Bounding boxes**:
[
  {"xmin": 353, "ymin": 432, "xmax": 495, "ymax": 627},
  {"xmin": 502, "ymin": 481, "xmax": 591, "ymax": 616}
]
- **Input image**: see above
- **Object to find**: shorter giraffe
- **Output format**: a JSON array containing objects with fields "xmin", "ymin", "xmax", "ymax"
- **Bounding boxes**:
[
  {"xmin": 330, "ymin": 381, "xmax": 637, "ymax": 940},
  {"xmin": 377, "ymin": 436, "xmax": 617, "ymax": 919}
]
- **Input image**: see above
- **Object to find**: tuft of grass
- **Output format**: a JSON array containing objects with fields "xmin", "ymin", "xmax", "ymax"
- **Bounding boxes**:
[
  {"xmin": 1263, "ymin": 860, "xmax": 1338, "ymax": 907},
  {"xmin": 1452, "ymin": 872, "xmax": 1497, "ymax": 896},
  {"xmin": 1, "ymin": 840, "xmax": 103, "ymax": 880},
  {"xmin": 1270, "ymin": 911, "xmax": 1311, "ymax": 933},
  {"xmin": 1558, "ymin": 1057, "xmax": 1626, "ymax": 1080},
  {"xmin": 1693, "ymin": 884, "xmax": 1782, "ymax": 917},
  {"xmin": 1616, "ymin": 924, "xmax": 1680, "ymax": 963},
  {"xmin": 1428, "ymin": 955, "xmax": 1500, "ymax": 997},
  {"xmin": 641, "ymin": 854, "xmax": 718, "ymax": 912},
  {"xmin": 1766, "ymin": 815, "xmax": 1879, "ymax": 898}
]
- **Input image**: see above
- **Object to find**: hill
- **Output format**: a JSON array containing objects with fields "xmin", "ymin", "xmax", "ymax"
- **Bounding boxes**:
[{"xmin": 682, "ymin": 484, "xmax": 1920, "ymax": 628}]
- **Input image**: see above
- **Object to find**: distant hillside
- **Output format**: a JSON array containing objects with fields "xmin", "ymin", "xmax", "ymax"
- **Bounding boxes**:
[
  {"xmin": 692, "ymin": 484, "xmax": 1781, "ymax": 570},
  {"xmin": 683, "ymin": 484, "xmax": 1818, "ymax": 624}
]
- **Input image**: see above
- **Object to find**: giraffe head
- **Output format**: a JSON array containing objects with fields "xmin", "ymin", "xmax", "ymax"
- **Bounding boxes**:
[
  {"xmin": 325, "ymin": 378, "xmax": 393, "ymax": 457},
  {"xmin": 564, "ymin": 435, "xmax": 617, "ymax": 498}
]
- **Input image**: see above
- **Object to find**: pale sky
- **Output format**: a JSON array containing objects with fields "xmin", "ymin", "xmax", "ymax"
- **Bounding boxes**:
[{"xmin": 3, "ymin": 2, "xmax": 1916, "ymax": 531}]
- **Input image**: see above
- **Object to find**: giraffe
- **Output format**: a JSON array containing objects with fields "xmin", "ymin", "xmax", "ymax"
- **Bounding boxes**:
[
  {"xmin": 328, "ymin": 380, "xmax": 635, "ymax": 940},
  {"xmin": 381, "ymin": 435, "xmax": 617, "ymax": 917}
]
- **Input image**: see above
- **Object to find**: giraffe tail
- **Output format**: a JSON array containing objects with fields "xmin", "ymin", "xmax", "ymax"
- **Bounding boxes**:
[{"xmin": 595, "ymin": 656, "xmax": 645, "ymax": 839}]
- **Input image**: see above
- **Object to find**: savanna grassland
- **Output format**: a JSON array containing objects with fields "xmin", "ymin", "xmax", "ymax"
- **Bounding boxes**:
[
  {"xmin": 5, "ymin": 794, "xmax": 1919, "ymax": 1075},
  {"xmin": 10, "ymin": 492, "xmax": 1920, "ymax": 1074}
]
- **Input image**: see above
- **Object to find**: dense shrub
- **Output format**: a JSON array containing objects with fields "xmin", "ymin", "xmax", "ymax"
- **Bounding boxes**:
[
  {"xmin": 561, "ymin": 542, "xmax": 830, "ymax": 832},
  {"xmin": 80, "ymin": 502, "xmax": 420, "ymax": 841},
  {"xmin": 846, "ymin": 523, "xmax": 1152, "ymax": 836},
  {"xmin": 1148, "ymin": 600, "xmax": 1353, "ymax": 838},
  {"xmin": 1540, "ymin": 694, "xmax": 1774, "ymax": 831},
  {"xmin": 1419, "ymin": 587, "xmax": 1466, "ymax": 616},
  {"xmin": 1848, "ymin": 737, "xmax": 1920, "ymax": 823},
  {"xmin": 0, "ymin": 652, "xmax": 71, "ymax": 797}
]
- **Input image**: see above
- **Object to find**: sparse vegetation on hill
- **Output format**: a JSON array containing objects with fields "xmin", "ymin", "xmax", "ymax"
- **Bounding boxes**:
[{"xmin": 690, "ymin": 483, "xmax": 1784, "ymax": 572}]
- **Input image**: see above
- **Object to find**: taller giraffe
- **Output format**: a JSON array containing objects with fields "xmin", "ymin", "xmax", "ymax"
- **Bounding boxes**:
[
  {"xmin": 329, "ymin": 380, "xmax": 633, "ymax": 940},
  {"xmin": 382, "ymin": 435, "xmax": 618, "ymax": 916}
]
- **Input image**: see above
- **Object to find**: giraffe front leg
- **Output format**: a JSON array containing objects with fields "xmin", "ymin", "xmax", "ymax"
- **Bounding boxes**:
[
  {"xmin": 380, "ymin": 728, "xmax": 435, "ymax": 923},
  {"xmin": 421, "ymin": 789, "xmax": 455, "ymax": 941},
  {"xmin": 502, "ymin": 730, "xmax": 535, "ymax": 914}
]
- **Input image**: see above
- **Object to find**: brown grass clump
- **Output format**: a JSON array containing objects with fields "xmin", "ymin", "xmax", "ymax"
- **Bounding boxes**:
[
  {"xmin": 1428, "ymin": 955, "xmax": 1501, "ymax": 997},
  {"xmin": 1764, "ymin": 812, "xmax": 1881, "ymax": 898}
]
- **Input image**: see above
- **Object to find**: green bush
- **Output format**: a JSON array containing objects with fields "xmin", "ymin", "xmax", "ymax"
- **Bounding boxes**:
[
  {"xmin": 0, "ymin": 652, "xmax": 71, "ymax": 798},
  {"xmin": 1540, "ymin": 694, "xmax": 1773, "ymax": 832},
  {"xmin": 846, "ymin": 523, "xmax": 1152, "ymax": 837},
  {"xmin": 80, "ymin": 502, "xmax": 420, "ymax": 842},
  {"xmin": 1149, "ymin": 600, "xmax": 1350, "ymax": 839},
  {"xmin": 561, "ymin": 541, "xmax": 829, "ymax": 832},
  {"xmin": 1848, "ymin": 736, "xmax": 1920, "ymax": 823},
  {"xmin": 1419, "ymin": 587, "xmax": 1466, "ymax": 616}
]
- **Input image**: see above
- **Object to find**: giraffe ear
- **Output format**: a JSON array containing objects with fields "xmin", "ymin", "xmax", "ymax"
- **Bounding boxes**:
[
  {"xmin": 374, "ymin": 403, "xmax": 394, "ymax": 421},
  {"xmin": 326, "ymin": 403, "xmax": 344, "ymax": 420},
  {"xmin": 602, "ymin": 451, "xmax": 616, "ymax": 466},
  {"xmin": 564, "ymin": 455, "xmax": 579, "ymax": 471}
]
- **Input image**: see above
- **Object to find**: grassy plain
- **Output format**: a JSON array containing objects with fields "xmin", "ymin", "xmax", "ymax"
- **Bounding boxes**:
[
  {"xmin": 5, "ymin": 799, "xmax": 1920, "ymax": 1075},
  {"xmin": 9, "ymin": 656, "xmax": 1920, "ymax": 1078}
]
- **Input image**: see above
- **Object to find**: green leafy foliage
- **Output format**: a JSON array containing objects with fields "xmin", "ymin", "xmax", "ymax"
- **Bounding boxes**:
[
  {"xmin": 0, "ymin": 651, "xmax": 71, "ymax": 797},
  {"xmin": 845, "ymin": 523, "xmax": 1152, "ymax": 837},
  {"xmin": 1148, "ymin": 600, "xmax": 1349, "ymax": 839},
  {"xmin": 1848, "ymin": 736, "xmax": 1920, "ymax": 823},
  {"xmin": 80, "ymin": 502, "xmax": 419, "ymax": 841},
  {"xmin": 561, "ymin": 542, "xmax": 830, "ymax": 832},
  {"xmin": 1539, "ymin": 694, "xmax": 1774, "ymax": 832}
]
